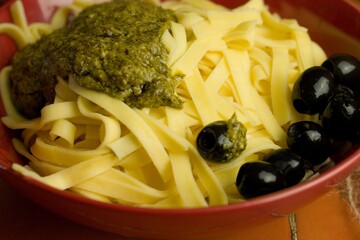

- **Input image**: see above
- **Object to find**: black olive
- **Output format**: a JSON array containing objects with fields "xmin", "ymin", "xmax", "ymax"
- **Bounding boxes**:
[
  {"xmin": 196, "ymin": 117, "xmax": 247, "ymax": 163},
  {"xmin": 196, "ymin": 121, "xmax": 227, "ymax": 162},
  {"xmin": 292, "ymin": 66, "xmax": 335, "ymax": 114},
  {"xmin": 236, "ymin": 162, "xmax": 285, "ymax": 199},
  {"xmin": 322, "ymin": 53, "xmax": 360, "ymax": 92},
  {"xmin": 287, "ymin": 121, "xmax": 331, "ymax": 165},
  {"xmin": 321, "ymin": 92, "xmax": 360, "ymax": 141},
  {"xmin": 263, "ymin": 149, "xmax": 305, "ymax": 187},
  {"xmin": 334, "ymin": 84, "xmax": 355, "ymax": 97}
]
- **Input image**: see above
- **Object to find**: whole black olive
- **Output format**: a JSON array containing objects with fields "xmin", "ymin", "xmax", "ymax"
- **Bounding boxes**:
[
  {"xmin": 322, "ymin": 53, "xmax": 360, "ymax": 92},
  {"xmin": 321, "ymin": 92, "xmax": 360, "ymax": 141},
  {"xmin": 334, "ymin": 84, "xmax": 355, "ymax": 97},
  {"xmin": 196, "ymin": 115, "xmax": 247, "ymax": 163},
  {"xmin": 263, "ymin": 149, "xmax": 305, "ymax": 187},
  {"xmin": 236, "ymin": 162, "xmax": 285, "ymax": 199},
  {"xmin": 292, "ymin": 66, "xmax": 335, "ymax": 115},
  {"xmin": 287, "ymin": 121, "xmax": 331, "ymax": 165}
]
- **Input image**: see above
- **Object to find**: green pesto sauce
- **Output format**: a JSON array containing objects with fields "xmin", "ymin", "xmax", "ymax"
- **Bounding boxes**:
[
  {"xmin": 223, "ymin": 114, "xmax": 247, "ymax": 161},
  {"xmin": 10, "ymin": 0, "xmax": 183, "ymax": 118}
]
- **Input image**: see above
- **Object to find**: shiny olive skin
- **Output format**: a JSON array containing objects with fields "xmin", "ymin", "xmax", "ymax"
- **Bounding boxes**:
[
  {"xmin": 321, "ymin": 91, "xmax": 360, "ymax": 141},
  {"xmin": 334, "ymin": 84, "xmax": 355, "ymax": 97},
  {"xmin": 322, "ymin": 54, "xmax": 360, "ymax": 92},
  {"xmin": 292, "ymin": 66, "xmax": 335, "ymax": 115},
  {"xmin": 236, "ymin": 162, "xmax": 285, "ymax": 199},
  {"xmin": 196, "ymin": 121, "xmax": 228, "ymax": 162},
  {"xmin": 287, "ymin": 121, "xmax": 331, "ymax": 165},
  {"xmin": 263, "ymin": 149, "xmax": 305, "ymax": 187}
]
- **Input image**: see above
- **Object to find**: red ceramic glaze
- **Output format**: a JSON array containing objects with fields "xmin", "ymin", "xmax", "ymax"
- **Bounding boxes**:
[{"xmin": 0, "ymin": 0, "xmax": 360, "ymax": 239}]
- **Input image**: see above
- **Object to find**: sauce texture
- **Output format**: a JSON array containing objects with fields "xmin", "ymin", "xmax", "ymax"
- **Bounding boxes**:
[
  {"xmin": 10, "ymin": 0, "xmax": 183, "ymax": 118},
  {"xmin": 224, "ymin": 114, "xmax": 247, "ymax": 161}
]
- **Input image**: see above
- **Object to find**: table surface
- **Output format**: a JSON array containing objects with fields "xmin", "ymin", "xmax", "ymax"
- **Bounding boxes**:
[{"xmin": 1, "ymin": 177, "xmax": 360, "ymax": 240}]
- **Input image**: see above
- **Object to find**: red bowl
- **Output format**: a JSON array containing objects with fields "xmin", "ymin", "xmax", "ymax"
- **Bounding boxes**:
[{"xmin": 0, "ymin": 0, "xmax": 360, "ymax": 239}]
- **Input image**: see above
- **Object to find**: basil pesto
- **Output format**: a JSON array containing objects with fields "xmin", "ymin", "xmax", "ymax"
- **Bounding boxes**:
[
  {"xmin": 10, "ymin": 0, "xmax": 183, "ymax": 119},
  {"xmin": 224, "ymin": 114, "xmax": 247, "ymax": 161}
]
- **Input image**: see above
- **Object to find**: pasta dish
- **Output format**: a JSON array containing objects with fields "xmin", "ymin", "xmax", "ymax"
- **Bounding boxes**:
[{"xmin": 0, "ymin": 0, "xmax": 327, "ymax": 208}]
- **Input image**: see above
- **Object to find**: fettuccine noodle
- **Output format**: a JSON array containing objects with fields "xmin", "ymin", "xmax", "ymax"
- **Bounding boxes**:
[{"xmin": 0, "ymin": 0, "xmax": 326, "ymax": 208}]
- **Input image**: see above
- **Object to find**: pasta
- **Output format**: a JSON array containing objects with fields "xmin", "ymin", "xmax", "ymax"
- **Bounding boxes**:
[{"xmin": 0, "ymin": 0, "xmax": 327, "ymax": 208}]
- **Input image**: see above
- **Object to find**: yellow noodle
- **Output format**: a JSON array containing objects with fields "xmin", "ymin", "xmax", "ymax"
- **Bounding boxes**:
[
  {"xmin": 293, "ymin": 30, "xmax": 315, "ymax": 70},
  {"xmin": 270, "ymin": 47, "xmax": 292, "ymax": 125},
  {"xmin": 223, "ymin": 21, "xmax": 256, "ymax": 50},
  {"xmin": 41, "ymin": 153, "xmax": 119, "ymax": 190},
  {"xmin": 49, "ymin": 119, "xmax": 77, "ymax": 146},
  {"xmin": 9, "ymin": 0, "xmax": 34, "ymax": 43},
  {"xmin": 70, "ymin": 188, "xmax": 112, "ymax": 203},
  {"xmin": 135, "ymin": 109, "xmax": 189, "ymax": 152},
  {"xmin": 168, "ymin": 21, "xmax": 188, "ymax": 66},
  {"xmin": 0, "ymin": 66, "xmax": 25, "ymax": 120},
  {"xmin": 28, "ymin": 23, "xmax": 53, "ymax": 41},
  {"xmin": 77, "ymin": 97, "xmax": 121, "ymax": 147},
  {"xmin": 172, "ymin": 35, "xmax": 221, "ymax": 75},
  {"xmin": 2, "ymin": 101, "xmax": 82, "ymax": 130},
  {"xmin": 30, "ymin": 137, "xmax": 110, "ymax": 167},
  {"xmin": 75, "ymin": 168, "xmax": 171, "ymax": 204},
  {"xmin": 68, "ymin": 77, "xmax": 172, "ymax": 182},
  {"xmin": 224, "ymin": 49, "xmax": 255, "ymax": 110},
  {"xmin": 184, "ymin": 69, "xmax": 220, "ymax": 125},
  {"xmin": 107, "ymin": 133, "xmax": 142, "ymax": 160},
  {"xmin": 169, "ymin": 151, "xmax": 207, "ymax": 207},
  {"xmin": 204, "ymin": 58, "xmax": 229, "ymax": 92},
  {"xmin": 251, "ymin": 64, "xmax": 269, "ymax": 94}
]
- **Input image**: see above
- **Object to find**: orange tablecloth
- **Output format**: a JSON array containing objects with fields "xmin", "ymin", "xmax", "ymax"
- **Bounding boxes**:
[{"xmin": 0, "ymin": 178, "xmax": 359, "ymax": 240}]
